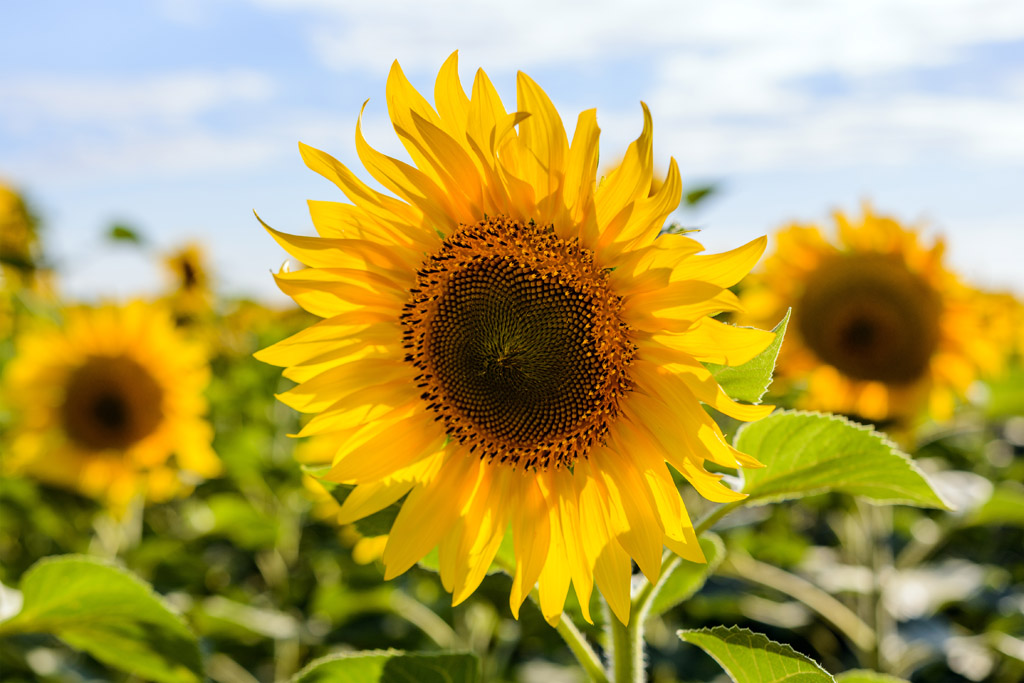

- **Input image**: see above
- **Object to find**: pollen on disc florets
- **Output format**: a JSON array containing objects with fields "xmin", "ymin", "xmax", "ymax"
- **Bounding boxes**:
[{"xmin": 401, "ymin": 216, "xmax": 635, "ymax": 470}]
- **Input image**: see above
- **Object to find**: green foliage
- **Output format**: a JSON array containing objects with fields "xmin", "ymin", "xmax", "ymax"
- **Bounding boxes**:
[
  {"xmin": 418, "ymin": 527, "xmax": 516, "ymax": 577},
  {"xmin": 106, "ymin": 223, "xmax": 144, "ymax": 244},
  {"xmin": 187, "ymin": 492, "xmax": 281, "ymax": 549},
  {"xmin": 735, "ymin": 411, "xmax": 948, "ymax": 508},
  {"xmin": 663, "ymin": 222, "xmax": 701, "ymax": 235},
  {"xmin": 834, "ymin": 671, "xmax": 909, "ymax": 683},
  {"xmin": 0, "ymin": 253, "xmax": 34, "ymax": 270},
  {"xmin": 965, "ymin": 482, "xmax": 1024, "ymax": 527},
  {"xmin": 292, "ymin": 650, "xmax": 479, "ymax": 683},
  {"xmin": 306, "ymin": 466, "xmax": 402, "ymax": 537},
  {"xmin": 0, "ymin": 555, "xmax": 202, "ymax": 682},
  {"xmin": 984, "ymin": 365, "xmax": 1024, "ymax": 418},
  {"xmin": 707, "ymin": 309, "xmax": 790, "ymax": 404},
  {"xmin": 648, "ymin": 533, "xmax": 724, "ymax": 618},
  {"xmin": 678, "ymin": 625, "xmax": 834, "ymax": 682},
  {"xmin": 684, "ymin": 183, "xmax": 718, "ymax": 207}
]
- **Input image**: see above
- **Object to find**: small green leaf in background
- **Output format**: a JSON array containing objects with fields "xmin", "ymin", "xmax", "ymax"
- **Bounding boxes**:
[
  {"xmin": 734, "ymin": 411, "xmax": 948, "ymax": 509},
  {"xmin": 663, "ymin": 222, "xmax": 701, "ymax": 235},
  {"xmin": 0, "ymin": 555, "xmax": 202, "ymax": 683},
  {"xmin": 707, "ymin": 309, "xmax": 790, "ymax": 404},
  {"xmin": 684, "ymin": 183, "xmax": 718, "ymax": 207},
  {"xmin": 966, "ymin": 482, "xmax": 1024, "ymax": 527},
  {"xmin": 648, "ymin": 533, "xmax": 724, "ymax": 618},
  {"xmin": 678, "ymin": 625, "xmax": 834, "ymax": 682},
  {"xmin": 305, "ymin": 466, "xmax": 403, "ymax": 537},
  {"xmin": 293, "ymin": 650, "xmax": 479, "ymax": 683},
  {"xmin": 194, "ymin": 492, "xmax": 281, "ymax": 549},
  {"xmin": 983, "ymin": 365, "xmax": 1024, "ymax": 419},
  {"xmin": 418, "ymin": 527, "xmax": 516, "ymax": 577},
  {"xmin": 835, "ymin": 670, "xmax": 909, "ymax": 683},
  {"xmin": 107, "ymin": 223, "xmax": 145, "ymax": 245}
]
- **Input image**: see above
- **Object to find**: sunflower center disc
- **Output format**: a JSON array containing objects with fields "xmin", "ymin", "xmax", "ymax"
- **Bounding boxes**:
[
  {"xmin": 402, "ymin": 217, "xmax": 634, "ymax": 470},
  {"xmin": 61, "ymin": 355, "xmax": 165, "ymax": 450},
  {"xmin": 797, "ymin": 253, "xmax": 941, "ymax": 384}
]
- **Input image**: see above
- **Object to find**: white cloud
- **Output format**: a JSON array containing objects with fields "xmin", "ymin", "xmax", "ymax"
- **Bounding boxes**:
[
  {"xmin": 244, "ymin": 0, "xmax": 1024, "ymax": 170},
  {"xmin": 0, "ymin": 70, "xmax": 274, "ymax": 128},
  {"xmin": 254, "ymin": 0, "xmax": 1024, "ymax": 75}
]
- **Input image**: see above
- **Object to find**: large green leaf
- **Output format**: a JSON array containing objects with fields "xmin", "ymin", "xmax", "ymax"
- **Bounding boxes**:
[
  {"xmin": 648, "ymin": 533, "xmax": 724, "ymax": 618},
  {"xmin": 0, "ymin": 555, "xmax": 202, "ymax": 682},
  {"xmin": 293, "ymin": 650, "xmax": 479, "ymax": 683},
  {"xmin": 706, "ymin": 310, "xmax": 790, "ymax": 404},
  {"xmin": 734, "ymin": 411, "xmax": 947, "ymax": 508},
  {"xmin": 678, "ymin": 625, "xmax": 834, "ymax": 682}
]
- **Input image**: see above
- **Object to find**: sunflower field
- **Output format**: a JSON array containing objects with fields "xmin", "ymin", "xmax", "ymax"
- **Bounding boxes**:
[{"xmin": 1, "ymin": 57, "xmax": 1023, "ymax": 683}]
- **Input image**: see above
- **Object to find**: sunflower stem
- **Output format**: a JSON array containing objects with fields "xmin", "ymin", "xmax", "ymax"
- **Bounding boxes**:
[
  {"xmin": 492, "ymin": 553, "xmax": 609, "ymax": 683},
  {"xmin": 608, "ymin": 604, "xmax": 644, "ymax": 683},
  {"xmin": 556, "ymin": 608, "xmax": 611, "ymax": 683},
  {"xmin": 612, "ymin": 499, "xmax": 748, "ymax": 683},
  {"xmin": 632, "ymin": 499, "xmax": 744, "ymax": 621}
]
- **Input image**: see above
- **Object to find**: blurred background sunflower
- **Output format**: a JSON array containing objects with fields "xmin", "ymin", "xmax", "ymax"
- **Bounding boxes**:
[
  {"xmin": 162, "ymin": 241, "xmax": 214, "ymax": 325},
  {"xmin": 739, "ymin": 205, "xmax": 998, "ymax": 426},
  {"xmin": 2, "ymin": 302, "xmax": 220, "ymax": 510}
]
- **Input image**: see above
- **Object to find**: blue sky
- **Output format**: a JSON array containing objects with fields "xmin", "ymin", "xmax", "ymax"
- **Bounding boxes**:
[{"xmin": 3, "ymin": 0, "xmax": 1023, "ymax": 303}]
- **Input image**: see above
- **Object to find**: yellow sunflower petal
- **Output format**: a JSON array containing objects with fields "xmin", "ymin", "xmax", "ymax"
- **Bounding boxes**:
[{"xmin": 382, "ymin": 451, "xmax": 484, "ymax": 578}]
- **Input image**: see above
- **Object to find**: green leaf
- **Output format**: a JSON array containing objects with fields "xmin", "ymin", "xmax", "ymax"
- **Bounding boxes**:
[
  {"xmin": 418, "ymin": 526, "xmax": 516, "ymax": 576},
  {"xmin": 305, "ymin": 466, "xmax": 402, "ymax": 537},
  {"xmin": 678, "ymin": 626, "xmax": 834, "ymax": 682},
  {"xmin": 983, "ymin": 365, "xmax": 1024, "ymax": 419},
  {"xmin": 734, "ymin": 411, "xmax": 948, "ymax": 508},
  {"xmin": 292, "ymin": 650, "xmax": 479, "ymax": 683},
  {"xmin": 965, "ymin": 482, "xmax": 1024, "ymax": 527},
  {"xmin": 684, "ymin": 183, "xmax": 718, "ymax": 207},
  {"xmin": 648, "ymin": 533, "xmax": 724, "ymax": 617},
  {"xmin": 835, "ymin": 671, "xmax": 909, "ymax": 683},
  {"xmin": 663, "ymin": 222, "xmax": 701, "ymax": 235},
  {"xmin": 0, "ymin": 253, "xmax": 35, "ymax": 271},
  {"xmin": 107, "ymin": 223, "xmax": 144, "ymax": 244},
  {"xmin": 204, "ymin": 493, "xmax": 280, "ymax": 549},
  {"xmin": 0, "ymin": 555, "xmax": 202, "ymax": 683},
  {"xmin": 706, "ymin": 310, "xmax": 790, "ymax": 404}
]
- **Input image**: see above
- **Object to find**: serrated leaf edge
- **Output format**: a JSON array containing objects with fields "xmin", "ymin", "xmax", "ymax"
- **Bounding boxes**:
[
  {"xmin": 733, "ymin": 410, "xmax": 952, "ymax": 510},
  {"xmin": 678, "ymin": 625, "xmax": 836, "ymax": 682},
  {"xmin": 706, "ymin": 309, "xmax": 791, "ymax": 405}
]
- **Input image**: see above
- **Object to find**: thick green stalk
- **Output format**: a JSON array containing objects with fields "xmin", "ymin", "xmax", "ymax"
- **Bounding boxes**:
[
  {"xmin": 609, "ymin": 500, "xmax": 746, "ymax": 683},
  {"xmin": 609, "ymin": 604, "xmax": 643, "ymax": 683}
]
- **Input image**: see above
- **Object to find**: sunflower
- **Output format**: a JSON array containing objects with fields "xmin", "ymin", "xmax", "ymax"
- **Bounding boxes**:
[
  {"xmin": 0, "ymin": 180, "xmax": 52, "ymax": 309},
  {"xmin": 162, "ymin": 242, "xmax": 213, "ymax": 322},
  {"xmin": 740, "ymin": 205, "xmax": 991, "ymax": 423},
  {"xmin": 974, "ymin": 289, "xmax": 1024, "ymax": 371},
  {"xmin": 0, "ymin": 181, "xmax": 39, "ymax": 280},
  {"xmin": 257, "ymin": 53, "xmax": 775, "ymax": 625},
  {"xmin": 3, "ymin": 302, "xmax": 220, "ymax": 510}
]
